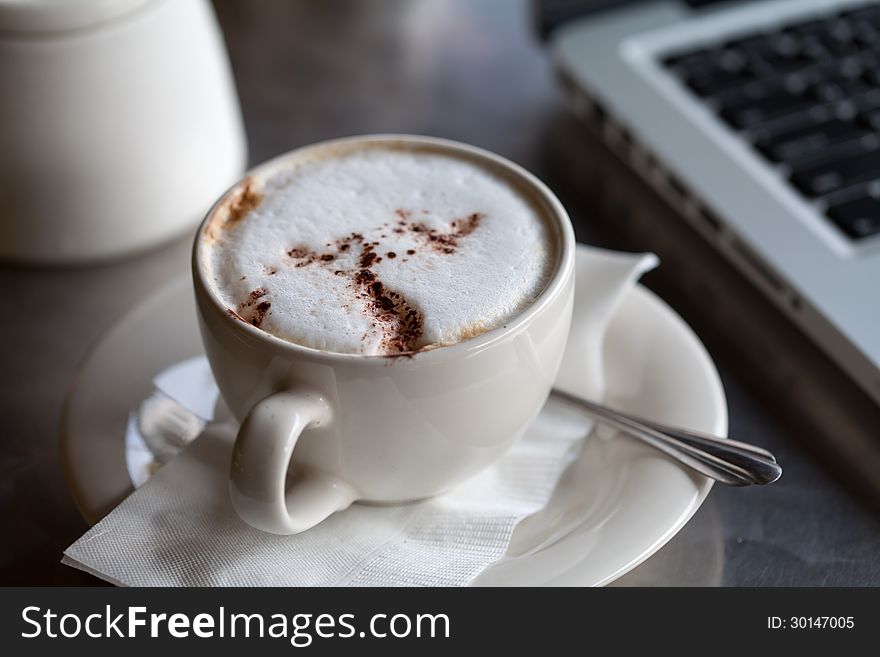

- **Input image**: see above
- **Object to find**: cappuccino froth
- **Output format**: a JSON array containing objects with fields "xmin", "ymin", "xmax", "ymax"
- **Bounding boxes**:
[{"xmin": 201, "ymin": 145, "xmax": 555, "ymax": 355}]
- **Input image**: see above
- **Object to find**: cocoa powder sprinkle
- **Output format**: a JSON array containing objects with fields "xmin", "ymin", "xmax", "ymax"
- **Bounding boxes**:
[
  {"xmin": 231, "ymin": 287, "xmax": 272, "ymax": 328},
  {"xmin": 359, "ymin": 250, "xmax": 379, "ymax": 268},
  {"xmin": 233, "ymin": 208, "xmax": 486, "ymax": 354},
  {"xmin": 225, "ymin": 179, "xmax": 262, "ymax": 225}
]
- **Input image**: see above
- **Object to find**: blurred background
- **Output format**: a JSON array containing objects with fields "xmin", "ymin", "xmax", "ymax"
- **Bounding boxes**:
[{"xmin": 2, "ymin": 0, "xmax": 879, "ymax": 585}]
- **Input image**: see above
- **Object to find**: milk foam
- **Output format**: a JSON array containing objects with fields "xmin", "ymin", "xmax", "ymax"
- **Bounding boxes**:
[{"xmin": 201, "ymin": 146, "xmax": 555, "ymax": 355}]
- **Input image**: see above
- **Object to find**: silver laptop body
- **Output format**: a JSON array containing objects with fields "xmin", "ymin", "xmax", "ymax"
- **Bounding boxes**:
[{"xmin": 549, "ymin": 0, "xmax": 880, "ymax": 405}]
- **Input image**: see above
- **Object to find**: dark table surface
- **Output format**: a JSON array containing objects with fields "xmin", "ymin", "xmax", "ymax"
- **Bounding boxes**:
[{"xmin": 2, "ymin": 0, "xmax": 879, "ymax": 586}]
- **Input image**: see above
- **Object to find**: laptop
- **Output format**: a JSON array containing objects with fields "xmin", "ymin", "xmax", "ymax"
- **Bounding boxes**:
[{"xmin": 541, "ymin": 0, "xmax": 880, "ymax": 406}]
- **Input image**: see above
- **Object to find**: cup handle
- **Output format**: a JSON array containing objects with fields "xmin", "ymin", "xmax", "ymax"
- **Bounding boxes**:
[{"xmin": 229, "ymin": 391, "xmax": 356, "ymax": 534}]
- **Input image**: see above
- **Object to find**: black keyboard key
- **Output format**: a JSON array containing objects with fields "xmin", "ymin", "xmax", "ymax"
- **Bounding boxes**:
[
  {"xmin": 853, "ymin": 42, "xmax": 880, "ymax": 68},
  {"xmin": 664, "ymin": 49, "xmax": 708, "ymax": 68},
  {"xmin": 791, "ymin": 57, "xmax": 867, "ymax": 93},
  {"xmin": 784, "ymin": 18, "xmax": 831, "ymax": 37},
  {"xmin": 830, "ymin": 52, "xmax": 869, "ymax": 78},
  {"xmin": 853, "ymin": 88, "xmax": 880, "ymax": 112},
  {"xmin": 827, "ymin": 194, "xmax": 880, "ymax": 238},
  {"xmin": 663, "ymin": 49, "xmax": 713, "ymax": 77},
  {"xmin": 790, "ymin": 133, "xmax": 880, "ymax": 171},
  {"xmin": 769, "ymin": 32, "xmax": 803, "ymax": 58},
  {"xmin": 712, "ymin": 47, "xmax": 749, "ymax": 73},
  {"xmin": 716, "ymin": 77, "xmax": 782, "ymax": 106},
  {"xmin": 727, "ymin": 31, "xmax": 800, "ymax": 58},
  {"xmin": 721, "ymin": 90, "xmax": 819, "ymax": 129},
  {"xmin": 755, "ymin": 119, "xmax": 870, "ymax": 162},
  {"xmin": 811, "ymin": 77, "xmax": 870, "ymax": 102},
  {"xmin": 826, "ymin": 18, "xmax": 858, "ymax": 43},
  {"xmin": 786, "ymin": 18, "xmax": 859, "ymax": 59},
  {"xmin": 852, "ymin": 19, "xmax": 880, "ymax": 46},
  {"xmin": 799, "ymin": 34, "xmax": 832, "ymax": 61},
  {"xmin": 685, "ymin": 68, "xmax": 756, "ymax": 96},
  {"xmin": 826, "ymin": 89, "xmax": 880, "ymax": 123},
  {"xmin": 780, "ymin": 64, "xmax": 827, "ymax": 92},
  {"xmin": 840, "ymin": 6, "xmax": 880, "ymax": 26},
  {"xmin": 862, "ymin": 63, "xmax": 880, "ymax": 86},
  {"xmin": 724, "ymin": 33, "xmax": 774, "ymax": 53},
  {"xmin": 791, "ymin": 147, "xmax": 880, "ymax": 196},
  {"xmin": 748, "ymin": 52, "xmax": 813, "ymax": 77},
  {"xmin": 749, "ymin": 106, "xmax": 829, "ymax": 143},
  {"xmin": 821, "ymin": 34, "xmax": 864, "ymax": 57},
  {"xmin": 860, "ymin": 108, "xmax": 880, "ymax": 129}
]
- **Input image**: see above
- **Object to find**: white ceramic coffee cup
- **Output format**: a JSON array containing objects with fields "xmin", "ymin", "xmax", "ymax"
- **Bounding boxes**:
[{"xmin": 192, "ymin": 135, "xmax": 575, "ymax": 534}]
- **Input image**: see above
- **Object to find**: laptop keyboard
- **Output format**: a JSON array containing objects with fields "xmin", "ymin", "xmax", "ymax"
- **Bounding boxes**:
[{"xmin": 663, "ymin": 3, "xmax": 880, "ymax": 240}]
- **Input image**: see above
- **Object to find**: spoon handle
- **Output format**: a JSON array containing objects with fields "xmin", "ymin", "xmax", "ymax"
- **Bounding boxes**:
[{"xmin": 550, "ymin": 389, "xmax": 782, "ymax": 486}]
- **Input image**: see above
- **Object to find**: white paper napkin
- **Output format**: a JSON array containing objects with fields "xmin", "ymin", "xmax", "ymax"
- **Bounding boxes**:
[{"xmin": 63, "ymin": 246, "xmax": 657, "ymax": 587}]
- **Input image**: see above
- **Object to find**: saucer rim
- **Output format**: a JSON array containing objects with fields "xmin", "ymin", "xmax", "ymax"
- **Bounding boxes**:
[{"xmin": 472, "ymin": 267, "xmax": 724, "ymax": 586}]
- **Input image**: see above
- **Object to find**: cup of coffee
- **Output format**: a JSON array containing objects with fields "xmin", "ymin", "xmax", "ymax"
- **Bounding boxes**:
[{"xmin": 192, "ymin": 135, "xmax": 575, "ymax": 534}]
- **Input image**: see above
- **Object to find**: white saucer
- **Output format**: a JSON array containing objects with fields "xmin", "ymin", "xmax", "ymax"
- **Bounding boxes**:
[{"xmin": 61, "ymin": 245, "xmax": 727, "ymax": 586}]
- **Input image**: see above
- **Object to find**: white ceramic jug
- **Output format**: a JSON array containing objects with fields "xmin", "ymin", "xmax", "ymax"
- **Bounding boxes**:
[{"xmin": 0, "ymin": 0, "xmax": 247, "ymax": 264}]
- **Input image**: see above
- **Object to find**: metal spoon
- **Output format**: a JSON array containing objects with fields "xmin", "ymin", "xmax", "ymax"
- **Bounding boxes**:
[{"xmin": 550, "ymin": 389, "xmax": 782, "ymax": 486}]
